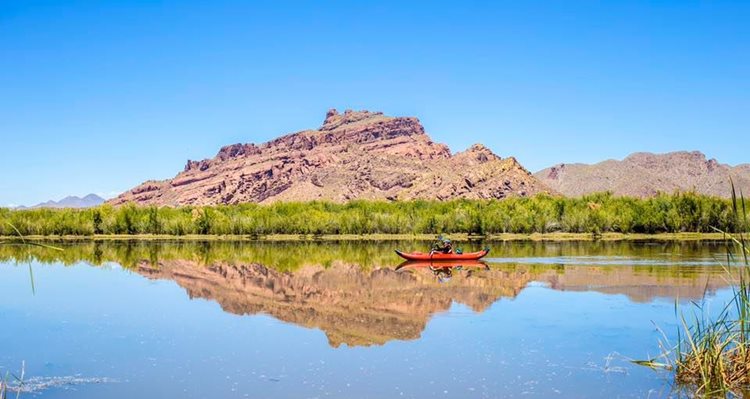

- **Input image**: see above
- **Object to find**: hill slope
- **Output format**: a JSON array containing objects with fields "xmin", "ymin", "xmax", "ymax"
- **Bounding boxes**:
[
  {"xmin": 535, "ymin": 151, "xmax": 750, "ymax": 198},
  {"xmin": 111, "ymin": 109, "xmax": 550, "ymax": 206}
]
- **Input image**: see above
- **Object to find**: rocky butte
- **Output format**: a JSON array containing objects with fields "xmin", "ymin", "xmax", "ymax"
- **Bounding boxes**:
[{"xmin": 110, "ymin": 109, "xmax": 550, "ymax": 206}]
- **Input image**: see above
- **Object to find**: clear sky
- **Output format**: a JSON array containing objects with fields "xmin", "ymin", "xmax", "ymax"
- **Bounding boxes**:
[{"xmin": 1, "ymin": 1, "xmax": 748, "ymax": 206}]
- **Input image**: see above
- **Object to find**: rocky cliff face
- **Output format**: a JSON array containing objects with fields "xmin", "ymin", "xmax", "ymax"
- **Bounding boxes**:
[
  {"xmin": 535, "ymin": 151, "xmax": 750, "ymax": 198},
  {"xmin": 110, "ymin": 109, "xmax": 550, "ymax": 205}
]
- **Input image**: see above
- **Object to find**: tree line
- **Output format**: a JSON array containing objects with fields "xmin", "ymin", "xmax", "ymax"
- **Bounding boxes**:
[{"xmin": 1, "ymin": 192, "xmax": 746, "ymax": 236}]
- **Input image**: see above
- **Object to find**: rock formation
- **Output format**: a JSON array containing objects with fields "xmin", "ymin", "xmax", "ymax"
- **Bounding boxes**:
[
  {"xmin": 110, "ymin": 109, "xmax": 550, "ymax": 205},
  {"xmin": 535, "ymin": 151, "xmax": 750, "ymax": 198}
]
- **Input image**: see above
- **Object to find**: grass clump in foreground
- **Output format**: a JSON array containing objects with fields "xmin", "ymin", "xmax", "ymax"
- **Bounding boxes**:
[
  {"xmin": 1, "ymin": 362, "xmax": 24, "ymax": 399},
  {"xmin": 638, "ymin": 187, "xmax": 750, "ymax": 397}
]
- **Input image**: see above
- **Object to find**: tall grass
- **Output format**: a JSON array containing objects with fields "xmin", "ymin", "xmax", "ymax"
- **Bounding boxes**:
[
  {"xmin": 1, "ymin": 362, "xmax": 24, "ymax": 399},
  {"xmin": 637, "ymin": 185, "xmax": 750, "ymax": 396},
  {"xmin": 1, "ymin": 192, "xmax": 746, "ymax": 236}
]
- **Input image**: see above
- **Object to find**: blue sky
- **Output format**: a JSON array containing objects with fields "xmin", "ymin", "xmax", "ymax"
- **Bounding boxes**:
[{"xmin": 1, "ymin": 1, "xmax": 748, "ymax": 206}]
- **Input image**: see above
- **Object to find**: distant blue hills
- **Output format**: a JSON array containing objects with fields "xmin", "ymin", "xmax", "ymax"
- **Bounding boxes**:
[{"xmin": 15, "ymin": 194, "xmax": 106, "ymax": 209}]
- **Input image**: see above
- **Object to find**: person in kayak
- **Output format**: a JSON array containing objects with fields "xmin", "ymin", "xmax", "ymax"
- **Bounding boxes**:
[{"xmin": 430, "ymin": 236, "xmax": 453, "ymax": 255}]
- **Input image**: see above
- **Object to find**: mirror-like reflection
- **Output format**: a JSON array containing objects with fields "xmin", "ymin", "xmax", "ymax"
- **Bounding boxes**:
[
  {"xmin": 137, "ymin": 259, "xmax": 526, "ymax": 347},
  {"xmin": 0, "ymin": 240, "xmax": 734, "ymax": 349}
]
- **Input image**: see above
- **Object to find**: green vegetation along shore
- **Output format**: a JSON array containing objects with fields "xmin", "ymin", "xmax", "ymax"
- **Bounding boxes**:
[
  {"xmin": 1, "ymin": 192, "xmax": 747, "ymax": 237},
  {"xmin": 0, "ymin": 239, "xmax": 728, "ymax": 272}
]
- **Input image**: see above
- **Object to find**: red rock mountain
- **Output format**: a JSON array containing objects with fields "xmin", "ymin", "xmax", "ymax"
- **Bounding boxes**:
[
  {"xmin": 535, "ymin": 151, "xmax": 750, "ymax": 198},
  {"xmin": 110, "ymin": 109, "xmax": 549, "ymax": 205}
]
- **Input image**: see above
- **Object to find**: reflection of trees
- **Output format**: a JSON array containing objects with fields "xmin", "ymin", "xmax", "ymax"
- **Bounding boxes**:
[{"xmin": 0, "ymin": 240, "xmax": 726, "ymax": 272}]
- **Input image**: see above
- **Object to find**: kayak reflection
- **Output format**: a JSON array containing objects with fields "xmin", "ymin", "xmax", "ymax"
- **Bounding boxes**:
[
  {"xmin": 396, "ymin": 260, "xmax": 490, "ymax": 283},
  {"xmin": 395, "ymin": 260, "xmax": 490, "ymax": 271}
]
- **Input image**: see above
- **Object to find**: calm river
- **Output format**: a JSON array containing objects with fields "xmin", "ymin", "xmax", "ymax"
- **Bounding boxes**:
[{"xmin": 0, "ymin": 240, "xmax": 737, "ymax": 398}]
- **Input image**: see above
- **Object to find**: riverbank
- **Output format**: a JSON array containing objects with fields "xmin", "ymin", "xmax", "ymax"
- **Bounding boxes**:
[{"xmin": 0, "ymin": 232, "xmax": 733, "ymax": 242}]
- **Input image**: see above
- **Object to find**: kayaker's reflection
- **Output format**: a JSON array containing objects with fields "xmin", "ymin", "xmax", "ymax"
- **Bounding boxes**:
[{"xmin": 429, "ymin": 265, "xmax": 457, "ymax": 283}]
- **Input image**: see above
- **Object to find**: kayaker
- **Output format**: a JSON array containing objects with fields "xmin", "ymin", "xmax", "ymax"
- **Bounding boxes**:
[{"xmin": 430, "ymin": 237, "xmax": 453, "ymax": 255}]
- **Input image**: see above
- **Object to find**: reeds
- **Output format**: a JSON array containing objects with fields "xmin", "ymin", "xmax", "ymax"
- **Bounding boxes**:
[
  {"xmin": 638, "ymin": 184, "xmax": 750, "ymax": 397},
  {"xmin": 1, "ymin": 192, "xmax": 747, "ymax": 236},
  {"xmin": 1, "ymin": 362, "xmax": 25, "ymax": 399}
]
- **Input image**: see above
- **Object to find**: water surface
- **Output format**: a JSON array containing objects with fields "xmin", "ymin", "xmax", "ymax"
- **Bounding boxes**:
[{"xmin": 0, "ymin": 240, "xmax": 737, "ymax": 398}]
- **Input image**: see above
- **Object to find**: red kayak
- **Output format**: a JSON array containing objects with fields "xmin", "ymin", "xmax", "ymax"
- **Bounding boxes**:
[
  {"xmin": 396, "ymin": 260, "xmax": 489, "ymax": 271},
  {"xmin": 394, "ymin": 248, "xmax": 490, "ymax": 261}
]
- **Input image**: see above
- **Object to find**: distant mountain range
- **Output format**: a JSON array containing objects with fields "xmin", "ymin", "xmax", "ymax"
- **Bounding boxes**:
[
  {"xmin": 110, "ymin": 109, "xmax": 549, "ymax": 206},
  {"xmin": 535, "ymin": 151, "xmax": 750, "ymax": 198},
  {"xmin": 16, "ymin": 194, "xmax": 105, "ymax": 209}
]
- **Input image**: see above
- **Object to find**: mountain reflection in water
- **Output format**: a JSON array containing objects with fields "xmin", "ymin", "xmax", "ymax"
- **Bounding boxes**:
[
  {"xmin": 136, "ymin": 259, "xmax": 526, "ymax": 347},
  {"xmin": 1, "ymin": 240, "xmax": 733, "ymax": 347}
]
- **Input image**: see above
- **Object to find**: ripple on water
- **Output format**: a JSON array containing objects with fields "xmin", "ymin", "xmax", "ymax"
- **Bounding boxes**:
[{"xmin": 1, "ymin": 375, "xmax": 118, "ymax": 394}]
